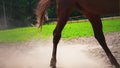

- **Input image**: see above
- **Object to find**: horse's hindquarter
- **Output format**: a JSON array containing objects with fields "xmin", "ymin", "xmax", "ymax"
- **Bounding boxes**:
[
  {"xmin": 77, "ymin": 0, "xmax": 119, "ymax": 14},
  {"xmin": 56, "ymin": 0, "xmax": 75, "ymax": 9}
]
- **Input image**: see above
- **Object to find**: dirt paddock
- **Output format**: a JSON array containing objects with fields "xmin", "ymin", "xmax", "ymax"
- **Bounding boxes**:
[{"xmin": 0, "ymin": 32, "xmax": 120, "ymax": 68}]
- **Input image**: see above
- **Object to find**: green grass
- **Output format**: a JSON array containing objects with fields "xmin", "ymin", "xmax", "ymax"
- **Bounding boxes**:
[
  {"xmin": 0, "ymin": 18, "xmax": 120, "ymax": 42},
  {"xmin": 62, "ymin": 19, "xmax": 120, "ymax": 39},
  {"xmin": 0, "ymin": 27, "xmax": 41, "ymax": 42}
]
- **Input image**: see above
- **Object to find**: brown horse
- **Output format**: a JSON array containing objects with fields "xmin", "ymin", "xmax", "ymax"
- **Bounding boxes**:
[{"xmin": 36, "ymin": 0, "xmax": 120, "ymax": 68}]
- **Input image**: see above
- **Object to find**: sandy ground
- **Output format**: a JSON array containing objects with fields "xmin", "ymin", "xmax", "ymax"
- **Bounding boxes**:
[{"xmin": 0, "ymin": 32, "xmax": 120, "ymax": 68}]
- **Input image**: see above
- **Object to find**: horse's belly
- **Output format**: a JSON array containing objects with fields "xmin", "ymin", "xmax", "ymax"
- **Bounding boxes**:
[{"xmin": 78, "ymin": 0, "xmax": 119, "ymax": 14}]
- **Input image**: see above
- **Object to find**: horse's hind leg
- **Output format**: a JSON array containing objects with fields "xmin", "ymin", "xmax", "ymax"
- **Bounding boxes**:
[
  {"xmin": 84, "ymin": 13, "xmax": 119, "ymax": 68},
  {"xmin": 50, "ymin": 3, "xmax": 73, "ymax": 68}
]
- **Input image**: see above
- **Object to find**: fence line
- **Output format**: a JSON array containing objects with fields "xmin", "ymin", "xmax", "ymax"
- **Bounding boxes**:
[{"xmin": 47, "ymin": 16, "xmax": 120, "ymax": 23}]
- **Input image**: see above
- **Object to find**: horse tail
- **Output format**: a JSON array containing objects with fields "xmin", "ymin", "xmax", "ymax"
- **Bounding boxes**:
[{"xmin": 36, "ymin": 0, "xmax": 51, "ymax": 27}]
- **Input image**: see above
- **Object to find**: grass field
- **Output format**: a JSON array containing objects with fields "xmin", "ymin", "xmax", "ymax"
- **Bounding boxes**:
[{"xmin": 0, "ymin": 18, "xmax": 120, "ymax": 42}]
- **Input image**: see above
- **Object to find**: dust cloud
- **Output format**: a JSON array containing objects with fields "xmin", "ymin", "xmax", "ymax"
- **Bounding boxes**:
[{"xmin": 0, "ymin": 39, "xmax": 112, "ymax": 68}]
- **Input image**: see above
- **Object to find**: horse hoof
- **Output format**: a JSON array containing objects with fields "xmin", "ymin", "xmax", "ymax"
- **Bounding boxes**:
[
  {"xmin": 50, "ymin": 65, "xmax": 56, "ymax": 68},
  {"xmin": 50, "ymin": 63, "xmax": 56, "ymax": 67},
  {"xmin": 50, "ymin": 62, "xmax": 56, "ymax": 68},
  {"xmin": 50, "ymin": 58, "xmax": 56, "ymax": 68}
]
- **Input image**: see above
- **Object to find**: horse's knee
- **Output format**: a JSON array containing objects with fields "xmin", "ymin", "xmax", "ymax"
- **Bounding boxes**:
[
  {"xmin": 94, "ymin": 32, "xmax": 105, "ymax": 41},
  {"xmin": 53, "ymin": 31, "xmax": 61, "ymax": 45},
  {"xmin": 94, "ymin": 34, "xmax": 101, "ymax": 40},
  {"xmin": 53, "ymin": 34, "xmax": 61, "ymax": 45}
]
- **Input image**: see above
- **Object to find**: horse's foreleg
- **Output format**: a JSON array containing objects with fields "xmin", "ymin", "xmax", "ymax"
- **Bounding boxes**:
[
  {"xmin": 50, "ymin": 5, "xmax": 73, "ymax": 68},
  {"xmin": 50, "ymin": 28, "xmax": 61, "ymax": 68},
  {"xmin": 84, "ymin": 13, "xmax": 119, "ymax": 68}
]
